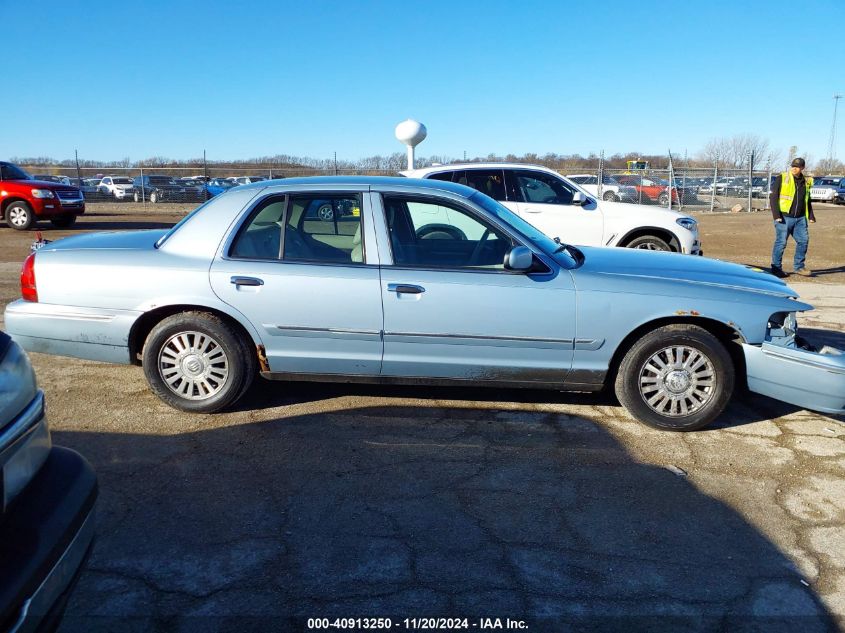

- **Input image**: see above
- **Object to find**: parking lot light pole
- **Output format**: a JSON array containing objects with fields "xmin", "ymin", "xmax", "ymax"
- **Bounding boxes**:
[
  {"xmin": 747, "ymin": 151, "xmax": 754, "ymax": 213},
  {"xmin": 766, "ymin": 163, "xmax": 772, "ymax": 212},
  {"xmin": 598, "ymin": 151, "xmax": 604, "ymax": 199},
  {"xmin": 710, "ymin": 166, "xmax": 717, "ymax": 213}
]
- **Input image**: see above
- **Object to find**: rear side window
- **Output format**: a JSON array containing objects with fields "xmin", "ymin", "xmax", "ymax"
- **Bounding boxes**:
[
  {"xmin": 513, "ymin": 170, "xmax": 575, "ymax": 205},
  {"xmin": 230, "ymin": 194, "xmax": 364, "ymax": 264},
  {"xmin": 427, "ymin": 169, "xmax": 515, "ymax": 202}
]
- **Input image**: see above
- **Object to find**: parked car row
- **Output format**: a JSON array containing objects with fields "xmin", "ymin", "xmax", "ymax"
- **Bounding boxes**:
[{"xmin": 22, "ymin": 173, "xmax": 271, "ymax": 203}]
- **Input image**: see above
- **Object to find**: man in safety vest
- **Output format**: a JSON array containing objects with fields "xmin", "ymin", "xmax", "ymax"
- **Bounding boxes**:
[{"xmin": 769, "ymin": 157, "xmax": 816, "ymax": 278}]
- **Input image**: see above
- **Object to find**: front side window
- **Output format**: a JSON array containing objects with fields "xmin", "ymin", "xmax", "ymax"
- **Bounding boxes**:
[
  {"xmin": 513, "ymin": 170, "xmax": 575, "ymax": 205},
  {"xmin": 383, "ymin": 195, "xmax": 513, "ymax": 270},
  {"xmin": 0, "ymin": 163, "xmax": 31, "ymax": 180}
]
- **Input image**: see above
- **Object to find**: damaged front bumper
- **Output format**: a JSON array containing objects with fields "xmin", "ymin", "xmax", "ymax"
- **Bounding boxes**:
[{"xmin": 743, "ymin": 312, "xmax": 845, "ymax": 414}]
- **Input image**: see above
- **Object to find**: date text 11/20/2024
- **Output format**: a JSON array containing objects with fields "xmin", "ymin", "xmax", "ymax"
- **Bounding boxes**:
[{"xmin": 307, "ymin": 617, "xmax": 529, "ymax": 630}]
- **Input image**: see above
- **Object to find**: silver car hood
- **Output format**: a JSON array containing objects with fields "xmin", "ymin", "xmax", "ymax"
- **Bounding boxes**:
[
  {"xmin": 38, "ymin": 230, "xmax": 169, "ymax": 252},
  {"xmin": 574, "ymin": 247, "xmax": 801, "ymax": 300}
]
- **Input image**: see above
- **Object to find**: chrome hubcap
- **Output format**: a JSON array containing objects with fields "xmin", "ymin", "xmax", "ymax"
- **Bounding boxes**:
[
  {"xmin": 639, "ymin": 345, "xmax": 715, "ymax": 417},
  {"xmin": 158, "ymin": 331, "xmax": 229, "ymax": 400},
  {"xmin": 9, "ymin": 208, "xmax": 27, "ymax": 226}
]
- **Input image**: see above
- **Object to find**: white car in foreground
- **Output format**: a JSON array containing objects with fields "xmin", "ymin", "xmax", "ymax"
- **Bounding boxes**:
[{"xmin": 403, "ymin": 163, "xmax": 701, "ymax": 254}]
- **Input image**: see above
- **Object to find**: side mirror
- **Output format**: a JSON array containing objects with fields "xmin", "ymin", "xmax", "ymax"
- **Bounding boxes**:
[
  {"xmin": 571, "ymin": 192, "xmax": 587, "ymax": 206},
  {"xmin": 504, "ymin": 246, "xmax": 534, "ymax": 272}
]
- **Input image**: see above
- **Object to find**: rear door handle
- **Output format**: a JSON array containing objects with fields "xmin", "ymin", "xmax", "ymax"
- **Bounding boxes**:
[
  {"xmin": 387, "ymin": 283, "xmax": 425, "ymax": 294},
  {"xmin": 230, "ymin": 276, "xmax": 264, "ymax": 287}
]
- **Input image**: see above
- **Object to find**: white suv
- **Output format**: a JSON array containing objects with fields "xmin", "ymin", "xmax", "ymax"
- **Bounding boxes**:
[
  {"xmin": 402, "ymin": 163, "xmax": 701, "ymax": 254},
  {"xmin": 97, "ymin": 176, "xmax": 135, "ymax": 200},
  {"xmin": 810, "ymin": 176, "xmax": 844, "ymax": 202}
]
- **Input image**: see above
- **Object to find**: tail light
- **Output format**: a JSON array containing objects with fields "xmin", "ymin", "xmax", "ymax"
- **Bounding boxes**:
[{"xmin": 21, "ymin": 253, "xmax": 37, "ymax": 302}]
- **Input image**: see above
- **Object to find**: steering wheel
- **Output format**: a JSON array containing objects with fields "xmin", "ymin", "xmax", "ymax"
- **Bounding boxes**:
[
  {"xmin": 416, "ymin": 224, "xmax": 466, "ymax": 241},
  {"xmin": 467, "ymin": 229, "xmax": 491, "ymax": 266}
]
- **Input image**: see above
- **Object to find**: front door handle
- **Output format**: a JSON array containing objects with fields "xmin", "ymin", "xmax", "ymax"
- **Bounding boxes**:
[
  {"xmin": 387, "ymin": 283, "xmax": 425, "ymax": 294},
  {"xmin": 230, "ymin": 276, "xmax": 264, "ymax": 287}
]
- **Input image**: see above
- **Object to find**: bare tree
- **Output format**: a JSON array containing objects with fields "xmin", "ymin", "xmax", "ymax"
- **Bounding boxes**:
[
  {"xmin": 814, "ymin": 157, "xmax": 845, "ymax": 174},
  {"xmin": 698, "ymin": 134, "xmax": 781, "ymax": 169}
]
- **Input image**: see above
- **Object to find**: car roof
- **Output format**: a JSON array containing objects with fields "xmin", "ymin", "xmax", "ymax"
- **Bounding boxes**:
[
  {"xmin": 236, "ymin": 175, "xmax": 478, "ymax": 198},
  {"xmin": 402, "ymin": 162, "xmax": 561, "ymax": 177}
]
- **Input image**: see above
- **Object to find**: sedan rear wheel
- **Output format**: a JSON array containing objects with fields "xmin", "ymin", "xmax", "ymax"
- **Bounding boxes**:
[
  {"xmin": 142, "ymin": 312, "xmax": 255, "ymax": 413},
  {"xmin": 603, "ymin": 191, "xmax": 618, "ymax": 201},
  {"xmin": 614, "ymin": 324, "xmax": 734, "ymax": 431},
  {"xmin": 6, "ymin": 201, "xmax": 34, "ymax": 230}
]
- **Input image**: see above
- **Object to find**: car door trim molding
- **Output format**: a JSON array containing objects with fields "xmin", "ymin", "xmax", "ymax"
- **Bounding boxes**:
[
  {"xmin": 268, "ymin": 325, "xmax": 382, "ymax": 339},
  {"xmin": 383, "ymin": 330, "xmax": 574, "ymax": 349},
  {"xmin": 574, "ymin": 338, "xmax": 604, "ymax": 351}
]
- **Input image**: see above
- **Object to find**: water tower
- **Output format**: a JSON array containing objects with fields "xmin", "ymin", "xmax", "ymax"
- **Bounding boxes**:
[{"xmin": 395, "ymin": 119, "xmax": 427, "ymax": 170}]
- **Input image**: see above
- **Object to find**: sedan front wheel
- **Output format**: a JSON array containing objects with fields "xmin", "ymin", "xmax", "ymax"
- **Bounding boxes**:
[
  {"xmin": 614, "ymin": 324, "xmax": 734, "ymax": 431},
  {"xmin": 142, "ymin": 312, "xmax": 256, "ymax": 413}
]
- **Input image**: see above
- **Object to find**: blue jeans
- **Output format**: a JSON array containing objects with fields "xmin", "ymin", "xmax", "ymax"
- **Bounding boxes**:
[{"xmin": 771, "ymin": 216, "xmax": 809, "ymax": 270}]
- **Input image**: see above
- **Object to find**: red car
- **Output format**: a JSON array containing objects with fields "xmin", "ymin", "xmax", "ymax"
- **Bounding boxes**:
[
  {"xmin": 614, "ymin": 174, "xmax": 678, "ymax": 205},
  {"xmin": 0, "ymin": 161, "xmax": 85, "ymax": 230}
]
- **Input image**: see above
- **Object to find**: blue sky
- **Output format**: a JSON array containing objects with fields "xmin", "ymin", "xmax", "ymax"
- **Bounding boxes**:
[{"xmin": 2, "ymin": 0, "xmax": 842, "ymax": 163}]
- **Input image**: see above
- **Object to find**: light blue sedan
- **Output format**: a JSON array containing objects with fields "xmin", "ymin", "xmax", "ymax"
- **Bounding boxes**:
[{"xmin": 5, "ymin": 177, "xmax": 844, "ymax": 430}]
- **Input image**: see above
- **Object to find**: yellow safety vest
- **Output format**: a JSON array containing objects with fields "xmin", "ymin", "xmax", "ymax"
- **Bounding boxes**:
[{"xmin": 778, "ymin": 172, "xmax": 813, "ymax": 217}]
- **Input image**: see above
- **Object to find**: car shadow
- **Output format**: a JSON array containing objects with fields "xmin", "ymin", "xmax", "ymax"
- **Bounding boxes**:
[
  {"xmin": 229, "ymin": 378, "xmax": 814, "ymax": 428},
  {"xmin": 53, "ymin": 405, "xmax": 836, "ymax": 631}
]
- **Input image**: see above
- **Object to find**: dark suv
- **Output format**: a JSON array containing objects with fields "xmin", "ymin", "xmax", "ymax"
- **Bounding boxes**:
[{"xmin": 132, "ymin": 175, "xmax": 197, "ymax": 203}]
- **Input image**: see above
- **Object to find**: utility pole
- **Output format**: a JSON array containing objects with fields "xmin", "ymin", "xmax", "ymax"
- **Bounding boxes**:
[{"xmin": 827, "ymin": 94, "xmax": 842, "ymax": 165}]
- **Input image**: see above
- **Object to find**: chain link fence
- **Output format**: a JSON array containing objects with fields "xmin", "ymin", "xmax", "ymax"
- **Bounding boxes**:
[
  {"xmin": 21, "ymin": 162, "xmax": 780, "ymax": 214},
  {"xmin": 568, "ymin": 167, "xmax": 776, "ymax": 213}
]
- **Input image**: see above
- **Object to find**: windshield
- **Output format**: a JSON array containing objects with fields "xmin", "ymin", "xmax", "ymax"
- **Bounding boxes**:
[
  {"xmin": 112, "ymin": 177, "xmax": 132, "ymax": 184},
  {"xmin": 1, "ymin": 163, "xmax": 32, "ymax": 180},
  {"xmin": 148, "ymin": 176, "xmax": 176, "ymax": 185},
  {"xmin": 470, "ymin": 192, "xmax": 578, "ymax": 267}
]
